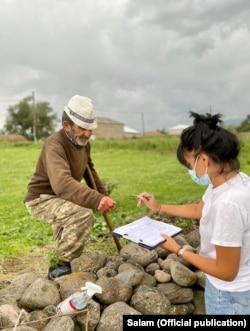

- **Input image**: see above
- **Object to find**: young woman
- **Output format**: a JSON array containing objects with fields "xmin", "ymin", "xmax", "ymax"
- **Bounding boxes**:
[{"xmin": 137, "ymin": 111, "xmax": 250, "ymax": 315}]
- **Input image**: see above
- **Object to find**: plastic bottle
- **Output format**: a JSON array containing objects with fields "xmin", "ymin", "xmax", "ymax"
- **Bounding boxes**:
[{"xmin": 56, "ymin": 281, "xmax": 102, "ymax": 315}]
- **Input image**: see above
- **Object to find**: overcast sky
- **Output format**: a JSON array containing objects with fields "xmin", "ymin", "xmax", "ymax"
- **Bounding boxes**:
[{"xmin": 1, "ymin": 0, "xmax": 250, "ymax": 133}]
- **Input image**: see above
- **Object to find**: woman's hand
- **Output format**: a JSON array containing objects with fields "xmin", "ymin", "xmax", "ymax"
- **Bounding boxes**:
[
  {"xmin": 160, "ymin": 234, "xmax": 180, "ymax": 254},
  {"xmin": 137, "ymin": 192, "xmax": 161, "ymax": 212}
]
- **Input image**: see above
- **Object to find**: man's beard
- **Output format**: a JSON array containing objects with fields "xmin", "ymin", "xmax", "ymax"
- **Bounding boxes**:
[
  {"xmin": 64, "ymin": 129, "xmax": 89, "ymax": 147},
  {"xmin": 75, "ymin": 136, "xmax": 89, "ymax": 146}
]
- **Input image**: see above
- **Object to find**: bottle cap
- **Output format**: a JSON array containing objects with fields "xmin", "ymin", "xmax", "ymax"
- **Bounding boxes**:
[{"xmin": 81, "ymin": 281, "xmax": 102, "ymax": 298}]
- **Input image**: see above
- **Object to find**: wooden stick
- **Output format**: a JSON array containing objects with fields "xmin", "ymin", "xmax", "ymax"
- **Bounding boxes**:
[{"xmin": 86, "ymin": 165, "xmax": 122, "ymax": 252}]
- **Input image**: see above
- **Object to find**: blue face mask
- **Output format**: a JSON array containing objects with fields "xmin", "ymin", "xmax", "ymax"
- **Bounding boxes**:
[{"xmin": 188, "ymin": 156, "xmax": 211, "ymax": 186}]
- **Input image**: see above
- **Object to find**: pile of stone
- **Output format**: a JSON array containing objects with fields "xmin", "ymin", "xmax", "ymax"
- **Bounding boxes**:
[{"xmin": 0, "ymin": 228, "xmax": 205, "ymax": 331}]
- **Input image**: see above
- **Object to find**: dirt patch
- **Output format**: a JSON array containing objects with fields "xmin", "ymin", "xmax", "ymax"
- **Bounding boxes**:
[
  {"xmin": 0, "ymin": 244, "xmax": 53, "ymax": 289},
  {"xmin": 0, "ymin": 236, "xmax": 120, "ymax": 290}
]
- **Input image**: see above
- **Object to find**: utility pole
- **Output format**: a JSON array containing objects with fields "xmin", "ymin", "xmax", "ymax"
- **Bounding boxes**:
[
  {"xmin": 141, "ymin": 112, "xmax": 145, "ymax": 135},
  {"xmin": 32, "ymin": 91, "xmax": 37, "ymax": 142}
]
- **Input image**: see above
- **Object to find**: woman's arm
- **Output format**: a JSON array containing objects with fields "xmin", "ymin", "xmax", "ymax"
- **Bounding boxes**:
[
  {"xmin": 137, "ymin": 192, "xmax": 204, "ymax": 220},
  {"xmin": 161, "ymin": 234, "xmax": 241, "ymax": 281}
]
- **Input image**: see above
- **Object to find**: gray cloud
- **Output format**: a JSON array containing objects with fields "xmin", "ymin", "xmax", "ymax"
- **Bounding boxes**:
[{"xmin": 1, "ymin": 0, "xmax": 250, "ymax": 132}]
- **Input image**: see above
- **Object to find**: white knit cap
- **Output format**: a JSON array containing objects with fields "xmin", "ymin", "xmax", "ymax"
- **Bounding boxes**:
[{"xmin": 64, "ymin": 95, "xmax": 97, "ymax": 130}]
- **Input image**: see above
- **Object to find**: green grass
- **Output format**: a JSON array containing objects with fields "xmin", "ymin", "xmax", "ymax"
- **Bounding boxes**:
[{"xmin": 1, "ymin": 134, "xmax": 250, "ymax": 259}]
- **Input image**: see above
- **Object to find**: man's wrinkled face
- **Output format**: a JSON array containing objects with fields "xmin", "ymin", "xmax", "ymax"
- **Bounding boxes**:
[{"xmin": 64, "ymin": 121, "xmax": 92, "ymax": 146}]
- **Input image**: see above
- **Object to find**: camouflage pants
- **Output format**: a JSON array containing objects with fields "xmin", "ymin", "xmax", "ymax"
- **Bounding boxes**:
[{"xmin": 25, "ymin": 194, "xmax": 94, "ymax": 262}]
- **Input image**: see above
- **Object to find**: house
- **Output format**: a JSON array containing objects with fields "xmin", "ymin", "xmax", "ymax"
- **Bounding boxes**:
[
  {"xmin": 124, "ymin": 126, "xmax": 141, "ymax": 138},
  {"xmin": 167, "ymin": 124, "xmax": 188, "ymax": 136},
  {"xmin": 92, "ymin": 117, "xmax": 141, "ymax": 139}
]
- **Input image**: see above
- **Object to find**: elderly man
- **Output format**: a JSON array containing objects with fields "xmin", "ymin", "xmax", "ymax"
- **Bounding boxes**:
[{"xmin": 24, "ymin": 95, "xmax": 116, "ymax": 279}]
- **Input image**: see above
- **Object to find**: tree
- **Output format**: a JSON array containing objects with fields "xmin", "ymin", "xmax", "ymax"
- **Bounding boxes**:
[
  {"xmin": 236, "ymin": 115, "xmax": 250, "ymax": 132},
  {"xmin": 2, "ymin": 96, "xmax": 58, "ymax": 141}
]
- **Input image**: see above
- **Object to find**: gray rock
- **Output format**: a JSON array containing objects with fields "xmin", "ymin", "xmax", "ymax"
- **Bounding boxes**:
[
  {"xmin": 27, "ymin": 310, "xmax": 49, "ymax": 331},
  {"xmin": 156, "ymin": 282, "xmax": 193, "ymax": 303},
  {"xmin": 71, "ymin": 254, "xmax": 107, "ymax": 273},
  {"xmin": 96, "ymin": 266, "xmax": 118, "ymax": 278},
  {"xmin": 43, "ymin": 305, "xmax": 56, "ymax": 316},
  {"xmin": 173, "ymin": 234, "xmax": 190, "ymax": 247},
  {"xmin": 170, "ymin": 261, "xmax": 197, "ymax": 287},
  {"xmin": 185, "ymin": 229, "xmax": 200, "ymax": 248},
  {"xmin": 167, "ymin": 244, "xmax": 195, "ymax": 267},
  {"xmin": 3, "ymin": 326, "xmax": 37, "ymax": 331},
  {"xmin": 192, "ymin": 289, "xmax": 206, "ymax": 315},
  {"xmin": 138, "ymin": 271, "xmax": 157, "ymax": 287},
  {"xmin": 0, "ymin": 304, "xmax": 23, "ymax": 329},
  {"xmin": 118, "ymin": 260, "xmax": 144, "ymax": 273},
  {"xmin": 0, "ymin": 293, "xmax": 18, "ymax": 307},
  {"xmin": 130, "ymin": 285, "xmax": 171, "ymax": 314},
  {"xmin": 120, "ymin": 243, "xmax": 158, "ymax": 267},
  {"xmin": 42, "ymin": 316, "xmax": 74, "ymax": 331},
  {"xmin": 105, "ymin": 256, "xmax": 126, "ymax": 270},
  {"xmin": 19, "ymin": 278, "xmax": 61, "ymax": 310},
  {"xmin": 195, "ymin": 270, "xmax": 205, "ymax": 288},
  {"xmin": 145, "ymin": 262, "xmax": 160, "ymax": 275},
  {"xmin": 158, "ymin": 257, "xmax": 172, "ymax": 271},
  {"xmin": 55, "ymin": 271, "xmax": 96, "ymax": 301},
  {"xmin": 96, "ymin": 301, "xmax": 141, "ymax": 331},
  {"xmin": 96, "ymin": 276, "xmax": 133, "ymax": 304},
  {"xmin": 75, "ymin": 299, "xmax": 101, "ymax": 331},
  {"xmin": 115, "ymin": 269, "xmax": 144, "ymax": 287},
  {"xmin": 155, "ymin": 245, "xmax": 169, "ymax": 258},
  {"xmin": 154, "ymin": 270, "xmax": 171, "ymax": 283},
  {"xmin": 0, "ymin": 273, "xmax": 42, "ymax": 304},
  {"xmin": 168, "ymin": 302, "xmax": 195, "ymax": 315}
]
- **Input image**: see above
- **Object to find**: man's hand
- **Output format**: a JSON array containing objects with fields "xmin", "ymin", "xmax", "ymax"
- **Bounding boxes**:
[{"xmin": 97, "ymin": 196, "xmax": 116, "ymax": 213}]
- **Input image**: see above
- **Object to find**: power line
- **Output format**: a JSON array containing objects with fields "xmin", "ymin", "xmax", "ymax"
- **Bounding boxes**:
[{"xmin": 32, "ymin": 91, "xmax": 37, "ymax": 143}]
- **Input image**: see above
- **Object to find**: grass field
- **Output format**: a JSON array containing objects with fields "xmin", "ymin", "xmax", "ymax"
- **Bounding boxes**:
[{"xmin": 1, "ymin": 135, "xmax": 250, "ymax": 261}]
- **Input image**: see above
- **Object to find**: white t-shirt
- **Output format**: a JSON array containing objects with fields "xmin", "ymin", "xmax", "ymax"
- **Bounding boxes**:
[{"xmin": 199, "ymin": 172, "xmax": 250, "ymax": 291}]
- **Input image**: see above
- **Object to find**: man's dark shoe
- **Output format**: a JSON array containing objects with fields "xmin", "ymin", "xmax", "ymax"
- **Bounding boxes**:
[{"xmin": 48, "ymin": 262, "xmax": 71, "ymax": 280}]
